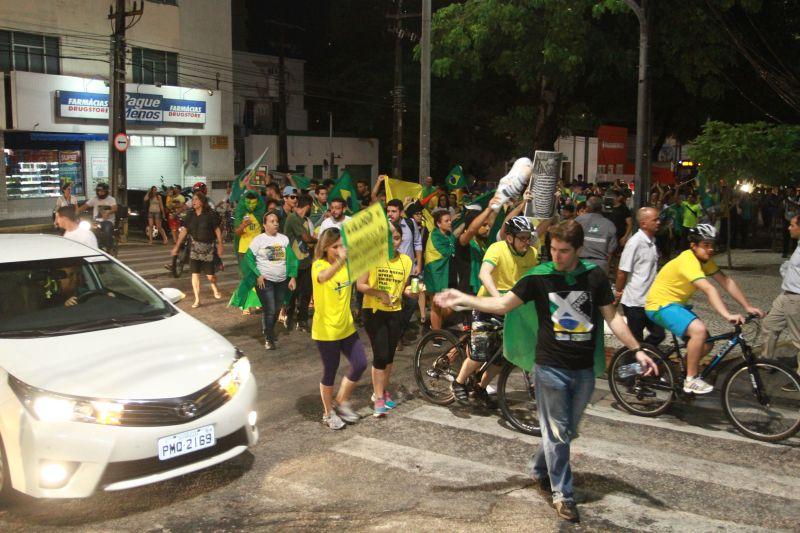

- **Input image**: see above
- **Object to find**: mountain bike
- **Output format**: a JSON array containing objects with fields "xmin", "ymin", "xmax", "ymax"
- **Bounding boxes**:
[
  {"xmin": 607, "ymin": 314, "xmax": 800, "ymax": 442},
  {"xmin": 414, "ymin": 319, "xmax": 540, "ymax": 436}
]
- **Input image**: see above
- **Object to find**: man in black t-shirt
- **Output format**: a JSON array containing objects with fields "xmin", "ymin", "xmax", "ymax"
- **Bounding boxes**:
[{"xmin": 435, "ymin": 220, "xmax": 657, "ymax": 523}]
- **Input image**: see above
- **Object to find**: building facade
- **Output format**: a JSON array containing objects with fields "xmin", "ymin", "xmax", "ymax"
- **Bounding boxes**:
[
  {"xmin": 233, "ymin": 51, "xmax": 379, "ymax": 185},
  {"xmin": 0, "ymin": 0, "xmax": 234, "ymax": 222}
]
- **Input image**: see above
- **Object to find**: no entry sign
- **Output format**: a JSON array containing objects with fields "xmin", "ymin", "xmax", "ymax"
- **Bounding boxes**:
[{"xmin": 113, "ymin": 132, "xmax": 129, "ymax": 152}]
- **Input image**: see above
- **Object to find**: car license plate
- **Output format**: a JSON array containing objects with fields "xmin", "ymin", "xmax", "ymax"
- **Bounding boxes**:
[{"xmin": 157, "ymin": 425, "xmax": 215, "ymax": 461}]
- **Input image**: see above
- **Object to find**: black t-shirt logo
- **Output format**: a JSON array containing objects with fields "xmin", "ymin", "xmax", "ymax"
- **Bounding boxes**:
[{"xmin": 549, "ymin": 291, "xmax": 594, "ymax": 334}]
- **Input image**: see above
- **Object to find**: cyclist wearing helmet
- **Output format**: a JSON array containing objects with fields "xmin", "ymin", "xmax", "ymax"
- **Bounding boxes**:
[
  {"xmin": 451, "ymin": 215, "xmax": 540, "ymax": 406},
  {"xmin": 645, "ymin": 223, "xmax": 764, "ymax": 394},
  {"xmin": 78, "ymin": 182, "xmax": 117, "ymax": 250}
]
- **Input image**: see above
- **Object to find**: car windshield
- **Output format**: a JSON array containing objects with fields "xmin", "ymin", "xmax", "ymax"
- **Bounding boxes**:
[{"xmin": 0, "ymin": 256, "xmax": 175, "ymax": 337}]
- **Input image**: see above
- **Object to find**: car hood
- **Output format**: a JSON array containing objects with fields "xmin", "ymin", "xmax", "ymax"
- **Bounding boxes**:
[{"xmin": 0, "ymin": 312, "xmax": 236, "ymax": 399}]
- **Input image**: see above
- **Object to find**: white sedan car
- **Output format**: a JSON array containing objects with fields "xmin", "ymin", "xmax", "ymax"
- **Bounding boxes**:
[{"xmin": 0, "ymin": 234, "xmax": 258, "ymax": 499}]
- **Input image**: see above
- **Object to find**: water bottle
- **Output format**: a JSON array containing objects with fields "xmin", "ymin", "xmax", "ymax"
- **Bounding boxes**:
[{"xmin": 617, "ymin": 362, "xmax": 643, "ymax": 379}]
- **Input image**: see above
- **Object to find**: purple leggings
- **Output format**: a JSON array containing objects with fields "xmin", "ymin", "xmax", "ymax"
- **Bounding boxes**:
[{"xmin": 315, "ymin": 333, "xmax": 368, "ymax": 387}]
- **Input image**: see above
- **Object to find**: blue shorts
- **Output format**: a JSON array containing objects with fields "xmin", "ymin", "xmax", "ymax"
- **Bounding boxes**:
[{"xmin": 646, "ymin": 304, "xmax": 698, "ymax": 338}]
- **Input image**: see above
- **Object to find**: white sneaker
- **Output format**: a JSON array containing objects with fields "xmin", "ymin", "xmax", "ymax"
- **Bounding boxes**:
[
  {"xmin": 683, "ymin": 376, "xmax": 713, "ymax": 395},
  {"xmin": 322, "ymin": 411, "xmax": 345, "ymax": 430},
  {"xmin": 334, "ymin": 401, "xmax": 360, "ymax": 424}
]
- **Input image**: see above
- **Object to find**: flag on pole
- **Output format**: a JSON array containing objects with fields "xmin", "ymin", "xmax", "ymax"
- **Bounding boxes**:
[
  {"xmin": 291, "ymin": 174, "xmax": 312, "ymax": 191},
  {"xmin": 384, "ymin": 177, "xmax": 422, "ymax": 205},
  {"xmin": 329, "ymin": 171, "xmax": 361, "ymax": 213},
  {"xmin": 230, "ymin": 147, "xmax": 270, "ymax": 204},
  {"xmin": 445, "ymin": 165, "xmax": 467, "ymax": 191}
]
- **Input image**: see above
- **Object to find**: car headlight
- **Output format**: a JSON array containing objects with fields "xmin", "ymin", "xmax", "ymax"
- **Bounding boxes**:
[
  {"xmin": 9, "ymin": 375, "xmax": 124, "ymax": 425},
  {"xmin": 218, "ymin": 356, "xmax": 250, "ymax": 398}
]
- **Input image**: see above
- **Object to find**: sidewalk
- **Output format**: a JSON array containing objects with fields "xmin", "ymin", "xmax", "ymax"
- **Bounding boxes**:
[{"xmin": 0, "ymin": 216, "xmax": 54, "ymax": 234}]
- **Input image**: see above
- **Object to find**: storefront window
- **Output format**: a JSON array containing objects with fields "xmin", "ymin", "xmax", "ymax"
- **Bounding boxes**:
[{"xmin": 4, "ymin": 148, "xmax": 84, "ymax": 199}]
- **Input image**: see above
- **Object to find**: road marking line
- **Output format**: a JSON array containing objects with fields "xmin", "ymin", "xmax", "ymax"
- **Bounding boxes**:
[
  {"xmin": 403, "ymin": 405, "xmax": 800, "ymax": 501},
  {"xmin": 332, "ymin": 435, "xmax": 773, "ymax": 532},
  {"xmin": 584, "ymin": 403, "xmax": 783, "ymax": 448}
]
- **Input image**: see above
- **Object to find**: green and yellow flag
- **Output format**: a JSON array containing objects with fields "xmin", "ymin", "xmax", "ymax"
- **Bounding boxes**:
[
  {"xmin": 230, "ymin": 147, "xmax": 270, "ymax": 204},
  {"xmin": 329, "ymin": 171, "xmax": 360, "ymax": 214},
  {"xmin": 445, "ymin": 165, "xmax": 467, "ymax": 191},
  {"xmin": 503, "ymin": 260, "xmax": 606, "ymax": 376},
  {"xmin": 423, "ymin": 227, "xmax": 455, "ymax": 293}
]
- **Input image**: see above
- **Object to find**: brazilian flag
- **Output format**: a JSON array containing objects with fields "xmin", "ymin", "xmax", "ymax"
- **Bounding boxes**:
[
  {"xmin": 291, "ymin": 174, "xmax": 312, "ymax": 191},
  {"xmin": 329, "ymin": 171, "xmax": 361, "ymax": 214},
  {"xmin": 503, "ymin": 260, "xmax": 606, "ymax": 377},
  {"xmin": 445, "ymin": 165, "xmax": 467, "ymax": 191},
  {"xmin": 423, "ymin": 228, "xmax": 455, "ymax": 293}
]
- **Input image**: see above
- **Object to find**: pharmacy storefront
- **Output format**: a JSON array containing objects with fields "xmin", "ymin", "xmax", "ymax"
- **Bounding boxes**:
[{"xmin": 1, "ymin": 71, "xmax": 232, "ymax": 221}]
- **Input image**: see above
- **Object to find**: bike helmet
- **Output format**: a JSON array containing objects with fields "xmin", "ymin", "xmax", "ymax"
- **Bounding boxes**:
[
  {"xmin": 95, "ymin": 182, "xmax": 109, "ymax": 192},
  {"xmin": 505, "ymin": 215, "xmax": 532, "ymax": 236},
  {"xmin": 192, "ymin": 181, "xmax": 207, "ymax": 194},
  {"xmin": 688, "ymin": 223, "xmax": 718, "ymax": 243}
]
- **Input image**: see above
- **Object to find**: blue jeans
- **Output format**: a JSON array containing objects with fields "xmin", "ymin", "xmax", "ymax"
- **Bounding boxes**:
[
  {"xmin": 256, "ymin": 279, "xmax": 288, "ymax": 342},
  {"xmin": 528, "ymin": 364, "xmax": 595, "ymax": 504}
]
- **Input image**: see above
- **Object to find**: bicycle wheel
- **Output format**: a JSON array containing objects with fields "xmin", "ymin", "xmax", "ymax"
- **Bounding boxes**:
[
  {"xmin": 497, "ymin": 362, "xmax": 540, "ymax": 436},
  {"xmin": 721, "ymin": 359, "xmax": 800, "ymax": 442},
  {"xmin": 173, "ymin": 246, "xmax": 189, "ymax": 278},
  {"xmin": 413, "ymin": 329, "xmax": 466, "ymax": 405},
  {"xmin": 607, "ymin": 344, "xmax": 676, "ymax": 417}
]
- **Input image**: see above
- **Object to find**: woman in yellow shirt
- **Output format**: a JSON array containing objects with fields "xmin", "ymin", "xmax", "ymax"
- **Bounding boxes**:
[
  {"xmin": 357, "ymin": 221, "xmax": 415, "ymax": 417},
  {"xmin": 312, "ymin": 227, "xmax": 368, "ymax": 430}
]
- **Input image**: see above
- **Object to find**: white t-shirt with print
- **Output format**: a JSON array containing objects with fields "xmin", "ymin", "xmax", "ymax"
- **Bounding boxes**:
[
  {"xmin": 86, "ymin": 196, "xmax": 117, "ymax": 222},
  {"xmin": 249, "ymin": 232, "xmax": 291, "ymax": 282}
]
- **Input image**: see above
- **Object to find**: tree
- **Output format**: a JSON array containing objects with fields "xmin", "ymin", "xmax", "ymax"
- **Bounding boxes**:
[{"xmin": 688, "ymin": 120, "xmax": 800, "ymax": 264}]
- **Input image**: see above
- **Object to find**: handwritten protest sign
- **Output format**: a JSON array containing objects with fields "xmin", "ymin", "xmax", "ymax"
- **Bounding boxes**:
[{"xmin": 340, "ymin": 202, "xmax": 391, "ymax": 281}]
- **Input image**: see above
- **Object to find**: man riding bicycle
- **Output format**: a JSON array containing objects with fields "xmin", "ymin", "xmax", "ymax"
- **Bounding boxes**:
[
  {"xmin": 451, "ymin": 216, "xmax": 539, "ymax": 406},
  {"xmin": 645, "ymin": 223, "xmax": 764, "ymax": 394}
]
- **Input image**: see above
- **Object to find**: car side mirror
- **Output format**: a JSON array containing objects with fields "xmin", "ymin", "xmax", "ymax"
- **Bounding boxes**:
[{"xmin": 160, "ymin": 287, "xmax": 185, "ymax": 304}]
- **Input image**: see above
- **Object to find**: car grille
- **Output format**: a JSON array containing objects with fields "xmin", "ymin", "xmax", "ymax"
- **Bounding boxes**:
[
  {"xmin": 99, "ymin": 427, "xmax": 249, "ymax": 487},
  {"xmin": 119, "ymin": 380, "xmax": 231, "ymax": 426}
]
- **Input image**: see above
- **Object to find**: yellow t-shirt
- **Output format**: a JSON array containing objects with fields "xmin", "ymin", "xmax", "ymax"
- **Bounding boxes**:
[
  {"xmin": 363, "ymin": 254, "xmax": 413, "ymax": 312},
  {"xmin": 645, "ymin": 249, "xmax": 720, "ymax": 311},
  {"xmin": 311, "ymin": 258, "xmax": 356, "ymax": 341},
  {"xmin": 238, "ymin": 214, "xmax": 263, "ymax": 253},
  {"xmin": 477, "ymin": 241, "xmax": 539, "ymax": 297}
]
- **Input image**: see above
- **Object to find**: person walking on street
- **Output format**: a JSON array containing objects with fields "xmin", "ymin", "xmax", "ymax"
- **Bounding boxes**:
[
  {"xmin": 761, "ymin": 215, "xmax": 800, "ymax": 377},
  {"xmin": 357, "ymin": 222, "xmax": 414, "ymax": 417},
  {"xmin": 312, "ymin": 228, "xmax": 368, "ymax": 430},
  {"xmin": 615, "ymin": 207, "xmax": 665, "ymax": 346},
  {"xmin": 425, "ymin": 210, "xmax": 456, "ymax": 332},
  {"xmin": 575, "ymin": 196, "xmax": 617, "ymax": 274},
  {"xmin": 284, "ymin": 194, "xmax": 317, "ymax": 331},
  {"xmin": 783, "ymin": 189, "xmax": 799, "ymax": 257},
  {"xmin": 434, "ymin": 220, "xmax": 658, "ymax": 523},
  {"xmin": 54, "ymin": 182, "xmax": 78, "ymax": 210},
  {"xmin": 55, "ymin": 205, "xmax": 98, "ymax": 249},
  {"xmin": 171, "ymin": 192, "xmax": 223, "ymax": 308},
  {"xmin": 166, "ymin": 186, "xmax": 186, "ymax": 243},
  {"xmin": 144, "ymin": 185, "xmax": 169, "ymax": 245},
  {"xmin": 231, "ymin": 210, "xmax": 298, "ymax": 350},
  {"xmin": 319, "ymin": 197, "xmax": 351, "ymax": 233}
]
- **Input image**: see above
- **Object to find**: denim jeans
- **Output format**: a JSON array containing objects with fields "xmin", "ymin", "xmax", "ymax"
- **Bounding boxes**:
[
  {"xmin": 96, "ymin": 220, "xmax": 114, "ymax": 250},
  {"xmin": 528, "ymin": 364, "xmax": 595, "ymax": 504},
  {"xmin": 256, "ymin": 279, "xmax": 288, "ymax": 342}
]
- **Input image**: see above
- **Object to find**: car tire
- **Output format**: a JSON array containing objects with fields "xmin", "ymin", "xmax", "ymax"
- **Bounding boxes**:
[{"xmin": 0, "ymin": 435, "xmax": 15, "ymax": 505}]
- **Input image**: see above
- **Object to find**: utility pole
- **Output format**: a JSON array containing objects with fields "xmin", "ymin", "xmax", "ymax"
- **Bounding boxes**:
[
  {"xmin": 418, "ymin": 0, "xmax": 431, "ymax": 184},
  {"xmin": 391, "ymin": 0, "xmax": 405, "ymax": 179},
  {"xmin": 107, "ymin": 0, "xmax": 143, "ymax": 208},
  {"xmin": 277, "ymin": 27, "xmax": 289, "ymax": 173},
  {"xmin": 624, "ymin": 0, "xmax": 651, "ymax": 209}
]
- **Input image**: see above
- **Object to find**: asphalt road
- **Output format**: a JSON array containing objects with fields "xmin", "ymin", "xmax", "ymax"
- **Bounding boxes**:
[{"xmin": 2, "ymin": 243, "xmax": 799, "ymax": 532}]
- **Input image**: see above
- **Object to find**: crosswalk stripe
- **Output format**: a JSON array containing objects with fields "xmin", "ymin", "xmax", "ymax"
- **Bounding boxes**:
[
  {"xmin": 584, "ymin": 403, "xmax": 783, "ymax": 448},
  {"xmin": 332, "ymin": 435, "xmax": 774, "ymax": 533},
  {"xmin": 403, "ymin": 405, "xmax": 800, "ymax": 501}
]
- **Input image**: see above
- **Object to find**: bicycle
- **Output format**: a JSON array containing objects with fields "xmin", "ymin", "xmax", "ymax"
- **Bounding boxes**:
[
  {"xmin": 607, "ymin": 314, "xmax": 800, "ymax": 442},
  {"xmin": 413, "ymin": 319, "xmax": 541, "ymax": 436},
  {"xmin": 172, "ymin": 234, "xmax": 191, "ymax": 278}
]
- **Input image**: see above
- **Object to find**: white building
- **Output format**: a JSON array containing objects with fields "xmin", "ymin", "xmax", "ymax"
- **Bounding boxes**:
[
  {"xmin": 233, "ymin": 51, "xmax": 379, "ymax": 185},
  {"xmin": 0, "ymin": 0, "xmax": 235, "ymax": 222}
]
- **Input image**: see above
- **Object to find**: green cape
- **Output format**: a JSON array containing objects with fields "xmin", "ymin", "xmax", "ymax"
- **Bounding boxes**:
[
  {"xmin": 468, "ymin": 237, "xmax": 487, "ymax": 294},
  {"xmin": 503, "ymin": 260, "xmax": 606, "ymax": 377},
  {"xmin": 423, "ymin": 228, "xmax": 455, "ymax": 293},
  {"xmin": 232, "ymin": 195, "xmax": 267, "ymax": 259},
  {"xmin": 229, "ymin": 247, "xmax": 299, "ymax": 309}
]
